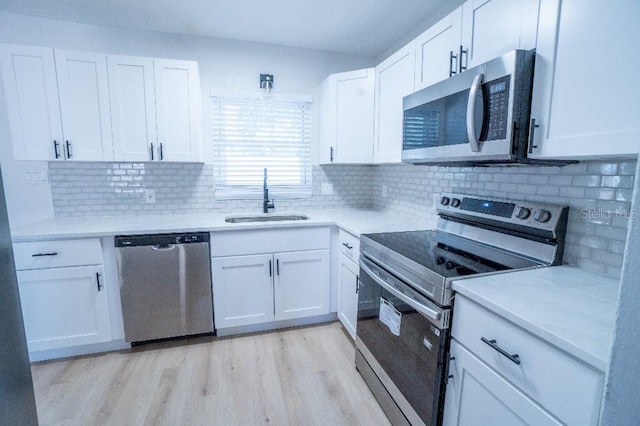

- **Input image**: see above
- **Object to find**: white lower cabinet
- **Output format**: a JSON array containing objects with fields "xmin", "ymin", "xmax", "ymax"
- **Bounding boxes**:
[
  {"xmin": 444, "ymin": 295, "xmax": 604, "ymax": 425},
  {"xmin": 211, "ymin": 254, "xmax": 275, "ymax": 328},
  {"xmin": 337, "ymin": 253, "xmax": 359, "ymax": 339},
  {"xmin": 13, "ymin": 238, "xmax": 111, "ymax": 352},
  {"xmin": 444, "ymin": 340, "xmax": 561, "ymax": 426},
  {"xmin": 274, "ymin": 250, "xmax": 330, "ymax": 321},
  {"xmin": 211, "ymin": 228, "xmax": 331, "ymax": 331}
]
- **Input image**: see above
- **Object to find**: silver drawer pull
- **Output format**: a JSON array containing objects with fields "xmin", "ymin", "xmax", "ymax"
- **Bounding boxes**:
[
  {"xmin": 342, "ymin": 242, "xmax": 353, "ymax": 250},
  {"xmin": 32, "ymin": 252, "xmax": 58, "ymax": 257},
  {"xmin": 481, "ymin": 337, "xmax": 521, "ymax": 365}
]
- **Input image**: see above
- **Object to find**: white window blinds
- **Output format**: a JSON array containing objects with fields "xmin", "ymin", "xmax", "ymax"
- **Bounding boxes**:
[{"xmin": 212, "ymin": 95, "xmax": 312, "ymax": 200}]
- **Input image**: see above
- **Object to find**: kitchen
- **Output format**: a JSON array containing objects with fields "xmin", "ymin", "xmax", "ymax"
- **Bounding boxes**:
[{"xmin": 0, "ymin": 0, "xmax": 638, "ymax": 424}]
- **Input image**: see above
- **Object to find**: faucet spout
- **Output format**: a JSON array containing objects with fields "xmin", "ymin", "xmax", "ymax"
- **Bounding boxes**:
[{"xmin": 263, "ymin": 168, "xmax": 275, "ymax": 213}]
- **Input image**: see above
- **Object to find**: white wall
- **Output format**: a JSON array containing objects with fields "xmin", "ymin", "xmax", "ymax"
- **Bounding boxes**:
[
  {"xmin": 600, "ymin": 160, "xmax": 640, "ymax": 424},
  {"xmin": 0, "ymin": 11, "xmax": 374, "ymax": 227}
]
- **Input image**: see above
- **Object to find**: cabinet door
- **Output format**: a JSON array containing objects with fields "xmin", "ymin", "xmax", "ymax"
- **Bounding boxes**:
[
  {"xmin": 55, "ymin": 49, "xmax": 114, "ymax": 161},
  {"xmin": 108, "ymin": 55, "xmax": 158, "ymax": 161},
  {"xmin": 374, "ymin": 41, "xmax": 415, "ymax": 163},
  {"xmin": 16, "ymin": 265, "xmax": 111, "ymax": 352},
  {"xmin": 529, "ymin": 0, "xmax": 640, "ymax": 159},
  {"xmin": 414, "ymin": 7, "xmax": 462, "ymax": 90},
  {"xmin": 154, "ymin": 59, "xmax": 202, "ymax": 162},
  {"xmin": 320, "ymin": 68, "xmax": 375, "ymax": 164},
  {"xmin": 337, "ymin": 254, "xmax": 359, "ymax": 339},
  {"xmin": 211, "ymin": 254, "xmax": 274, "ymax": 328},
  {"xmin": 0, "ymin": 44, "xmax": 63, "ymax": 160},
  {"xmin": 443, "ymin": 340, "xmax": 562, "ymax": 426},
  {"xmin": 274, "ymin": 250, "xmax": 330, "ymax": 321},
  {"xmin": 460, "ymin": 0, "xmax": 539, "ymax": 69}
]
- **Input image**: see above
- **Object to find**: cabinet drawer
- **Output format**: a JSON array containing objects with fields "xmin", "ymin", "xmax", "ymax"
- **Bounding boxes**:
[
  {"xmin": 338, "ymin": 228, "xmax": 360, "ymax": 262},
  {"xmin": 211, "ymin": 227, "xmax": 330, "ymax": 257},
  {"xmin": 13, "ymin": 239, "xmax": 103, "ymax": 270},
  {"xmin": 452, "ymin": 295, "xmax": 604, "ymax": 426}
]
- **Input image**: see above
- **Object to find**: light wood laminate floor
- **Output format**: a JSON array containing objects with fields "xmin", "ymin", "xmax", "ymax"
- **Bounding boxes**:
[{"xmin": 31, "ymin": 322, "xmax": 390, "ymax": 426}]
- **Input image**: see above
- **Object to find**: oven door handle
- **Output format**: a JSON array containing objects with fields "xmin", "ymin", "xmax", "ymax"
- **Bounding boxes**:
[
  {"xmin": 466, "ymin": 73, "xmax": 484, "ymax": 153},
  {"xmin": 360, "ymin": 259, "xmax": 442, "ymax": 322}
]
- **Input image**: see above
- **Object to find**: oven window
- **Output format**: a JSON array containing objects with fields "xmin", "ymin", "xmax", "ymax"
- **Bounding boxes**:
[
  {"xmin": 357, "ymin": 267, "xmax": 449, "ymax": 424},
  {"xmin": 403, "ymin": 88, "xmax": 483, "ymax": 150}
]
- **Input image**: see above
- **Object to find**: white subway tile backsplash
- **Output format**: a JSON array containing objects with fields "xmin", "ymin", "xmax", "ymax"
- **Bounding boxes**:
[
  {"xmin": 371, "ymin": 160, "xmax": 636, "ymax": 279},
  {"xmin": 48, "ymin": 159, "xmax": 636, "ymax": 279}
]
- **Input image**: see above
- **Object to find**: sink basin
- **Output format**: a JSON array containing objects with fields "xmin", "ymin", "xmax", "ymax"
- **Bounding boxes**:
[{"xmin": 225, "ymin": 214, "xmax": 309, "ymax": 223}]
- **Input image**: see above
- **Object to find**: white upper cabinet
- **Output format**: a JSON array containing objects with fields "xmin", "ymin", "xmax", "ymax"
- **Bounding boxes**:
[
  {"xmin": 415, "ymin": 0, "xmax": 539, "ymax": 90},
  {"xmin": 153, "ymin": 59, "xmax": 202, "ymax": 162},
  {"xmin": 109, "ymin": 55, "xmax": 203, "ymax": 162},
  {"xmin": 528, "ymin": 0, "xmax": 640, "ymax": 159},
  {"xmin": 320, "ymin": 68, "xmax": 375, "ymax": 164},
  {"xmin": 55, "ymin": 49, "xmax": 114, "ymax": 161},
  {"xmin": 108, "ymin": 55, "xmax": 158, "ymax": 162},
  {"xmin": 461, "ymin": 0, "xmax": 539, "ymax": 69},
  {"xmin": 414, "ymin": 7, "xmax": 463, "ymax": 90},
  {"xmin": 0, "ymin": 45, "xmax": 203, "ymax": 163},
  {"xmin": 374, "ymin": 41, "xmax": 415, "ymax": 163},
  {"xmin": 0, "ymin": 44, "xmax": 64, "ymax": 161},
  {"xmin": 0, "ymin": 45, "xmax": 115, "ymax": 161}
]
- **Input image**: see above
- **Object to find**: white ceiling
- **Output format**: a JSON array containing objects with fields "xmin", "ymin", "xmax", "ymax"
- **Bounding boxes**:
[{"xmin": 0, "ymin": 0, "xmax": 448, "ymax": 57}]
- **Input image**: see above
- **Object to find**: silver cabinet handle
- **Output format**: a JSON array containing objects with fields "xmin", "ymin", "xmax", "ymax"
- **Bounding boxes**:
[
  {"xmin": 32, "ymin": 252, "xmax": 58, "ymax": 257},
  {"xmin": 466, "ymin": 73, "xmax": 484, "ymax": 152},
  {"xmin": 53, "ymin": 140, "xmax": 61, "ymax": 159},
  {"xmin": 481, "ymin": 337, "xmax": 521, "ymax": 365},
  {"xmin": 65, "ymin": 140, "xmax": 72, "ymax": 159},
  {"xmin": 359, "ymin": 258, "xmax": 441, "ymax": 322},
  {"xmin": 459, "ymin": 45, "xmax": 468, "ymax": 73},
  {"xmin": 342, "ymin": 242, "xmax": 353, "ymax": 250},
  {"xmin": 150, "ymin": 143, "xmax": 155, "ymax": 161},
  {"xmin": 96, "ymin": 272, "xmax": 102, "ymax": 292},
  {"xmin": 528, "ymin": 118, "xmax": 540, "ymax": 154},
  {"xmin": 449, "ymin": 50, "xmax": 458, "ymax": 77}
]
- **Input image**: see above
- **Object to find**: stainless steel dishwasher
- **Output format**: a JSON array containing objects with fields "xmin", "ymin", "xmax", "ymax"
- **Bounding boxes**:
[{"xmin": 115, "ymin": 232, "xmax": 214, "ymax": 343}]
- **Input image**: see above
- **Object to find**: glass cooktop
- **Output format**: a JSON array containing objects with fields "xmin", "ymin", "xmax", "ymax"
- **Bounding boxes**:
[{"xmin": 363, "ymin": 230, "xmax": 512, "ymax": 279}]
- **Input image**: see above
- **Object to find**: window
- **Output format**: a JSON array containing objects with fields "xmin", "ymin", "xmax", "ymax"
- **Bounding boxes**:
[{"xmin": 212, "ymin": 94, "xmax": 312, "ymax": 200}]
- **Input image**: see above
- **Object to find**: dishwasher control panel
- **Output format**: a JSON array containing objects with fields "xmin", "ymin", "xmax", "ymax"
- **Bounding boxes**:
[{"xmin": 115, "ymin": 232, "xmax": 210, "ymax": 247}]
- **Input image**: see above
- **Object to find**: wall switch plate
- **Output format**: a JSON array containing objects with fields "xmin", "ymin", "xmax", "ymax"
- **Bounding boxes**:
[
  {"xmin": 321, "ymin": 183, "xmax": 334, "ymax": 195},
  {"xmin": 381, "ymin": 185, "xmax": 387, "ymax": 198},
  {"xmin": 24, "ymin": 169, "xmax": 49, "ymax": 184},
  {"xmin": 144, "ymin": 189, "xmax": 156, "ymax": 204}
]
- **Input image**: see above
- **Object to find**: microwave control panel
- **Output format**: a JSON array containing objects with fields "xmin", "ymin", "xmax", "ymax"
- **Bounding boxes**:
[{"xmin": 482, "ymin": 75, "xmax": 510, "ymax": 141}]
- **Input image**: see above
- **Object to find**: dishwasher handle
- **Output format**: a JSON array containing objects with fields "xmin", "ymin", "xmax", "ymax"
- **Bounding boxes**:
[{"xmin": 151, "ymin": 244, "xmax": 176, "ymax": 251}]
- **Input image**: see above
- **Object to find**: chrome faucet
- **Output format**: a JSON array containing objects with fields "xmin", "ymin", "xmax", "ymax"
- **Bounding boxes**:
[{"xmin": 263, "ymin": 168, "xmax": 275, "ymax": 213}]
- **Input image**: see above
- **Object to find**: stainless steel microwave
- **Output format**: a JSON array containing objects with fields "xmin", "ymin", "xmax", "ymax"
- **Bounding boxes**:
[{"xmin": 402, "ymin": 50, "xmax": 540, "ymax": 165}]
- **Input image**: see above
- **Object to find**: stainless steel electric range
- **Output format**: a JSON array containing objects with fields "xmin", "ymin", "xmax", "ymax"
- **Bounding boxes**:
[{"xmin": 355, "ymin": 192, "xmax": 569, "ymax": 426}]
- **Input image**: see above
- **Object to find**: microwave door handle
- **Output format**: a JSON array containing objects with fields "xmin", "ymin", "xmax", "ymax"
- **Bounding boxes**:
[
  {"xmin": 466, "ymin": 73, "xmax": 484, "ymax": 152},
  {"xmin": 359, "ymin": 258, "xmax": 442, "ymax": 322}
]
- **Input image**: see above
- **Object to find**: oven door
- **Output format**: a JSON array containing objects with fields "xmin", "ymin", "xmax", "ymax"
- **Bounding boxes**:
[{"xmin": 356, "ymin": 256, "xmax": 451, "ymax": 426}]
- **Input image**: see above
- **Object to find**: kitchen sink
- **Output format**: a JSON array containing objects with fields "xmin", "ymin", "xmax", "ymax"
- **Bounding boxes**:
[{"xmin": 225, "ymin": 214, "xmax": 309, "ymax": 223}]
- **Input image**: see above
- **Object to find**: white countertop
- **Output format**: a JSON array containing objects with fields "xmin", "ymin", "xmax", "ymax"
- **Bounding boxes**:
[
  {"xmin": 452, "ymin": 265, "xmax": 619, "ymax": 372},
  {"xmin": 10, "ymin": 208, "xmax": 433, "ymax": 241}
]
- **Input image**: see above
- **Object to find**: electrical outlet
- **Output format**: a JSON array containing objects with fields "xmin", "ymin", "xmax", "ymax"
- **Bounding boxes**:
[
  {"xmin": 381, "ymin": 185, "xmax": 387, "ymax": 198},
  {"xmin": 144, "ymin": 189, "xmax": 156, "ymax": 204},
  {"xmin": 321, "ymin": 183, "xmax": 334, "ymax": 195}
]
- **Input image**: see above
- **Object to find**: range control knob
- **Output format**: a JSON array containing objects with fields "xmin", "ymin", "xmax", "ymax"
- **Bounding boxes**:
[
  {"xmin": 440, "ymin": 196, "xmax": 451, "ymax": 206},
  {"xmin": 451, "ymin": 198, "xmax": 461, "ymax": 208},
  {"xmin": 533, "ymin": 209, "xmax": 552, "ymax": 223},
  {"xmin": 515, "ymin": 206, "xmax": 531, "ymax": 220}
]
